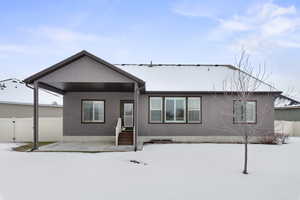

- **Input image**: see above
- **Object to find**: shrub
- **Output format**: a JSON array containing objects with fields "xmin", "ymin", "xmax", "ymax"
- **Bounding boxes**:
[{"xmin": 260, "ymin": 133, "xmax": 289, "ymax": 145}]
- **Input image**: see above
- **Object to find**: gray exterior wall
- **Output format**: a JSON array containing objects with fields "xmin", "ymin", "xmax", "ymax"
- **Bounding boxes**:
[
  {"xmin": 63, "ymin": 92, "xmax": 134, "ymax": 136},
  {"xmin": 0, "ymin": 103, "xmax": 62, "ymax": 118},
  {"xmin": 39, "ymin": 56, "xmax": 134, "ymax": 83},
  {"xmin": 63, "ymin": 92, "xmax": 275, "ymax": 137},
  {"xmin": 138, "ymin": 93, "xmax": 274, "ymax": 136},
  {"xmin": 275, "ymin": 108, "xmax": 300, "ymax": 121}
]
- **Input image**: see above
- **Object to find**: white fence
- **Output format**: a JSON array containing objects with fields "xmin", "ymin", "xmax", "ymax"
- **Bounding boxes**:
[
  {"xmin": 0, "ymin": 118, "xmax": 62, "ymax": 142},
  {"xmin": 275, "ymin": 120, "xmax": 300, "ymax": 137}
]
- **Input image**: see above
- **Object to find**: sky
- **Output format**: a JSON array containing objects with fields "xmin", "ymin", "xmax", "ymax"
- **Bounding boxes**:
[{"xmin": 1, "ymin": 0, "xmax": 300, "ymax": 99}]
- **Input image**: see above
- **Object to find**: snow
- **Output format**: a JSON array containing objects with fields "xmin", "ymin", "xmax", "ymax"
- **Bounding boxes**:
[
  {"xmin": 117, "ymin": 65, "xmax": 276, "ymax": 92},
  {"xmin": 0, "ymin": 140, "xmax": 300, "ymax": 200},
  {"xmin": 0, "ymin": 80, "xmax": 62, "ymax": 105}
]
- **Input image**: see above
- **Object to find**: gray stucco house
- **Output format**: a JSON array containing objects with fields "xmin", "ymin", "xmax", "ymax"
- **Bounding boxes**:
[{"xmin": 23, "ymin": 50, "xmax": 280, "ymax": 150}]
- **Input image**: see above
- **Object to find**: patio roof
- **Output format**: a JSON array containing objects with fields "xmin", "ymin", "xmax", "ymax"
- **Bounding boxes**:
[{"xmin": 23, "ymin": 50, "xmax": 145, "ymax": 86}]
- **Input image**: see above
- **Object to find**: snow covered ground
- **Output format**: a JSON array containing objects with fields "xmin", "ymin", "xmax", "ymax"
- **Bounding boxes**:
[{"xmin": 0, "ymin": 139, "xmax": 300, "ymax": 200}]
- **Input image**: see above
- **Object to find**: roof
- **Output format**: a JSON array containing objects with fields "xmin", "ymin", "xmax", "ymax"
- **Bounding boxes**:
[
  {"xmin": 23, "ymin": 50, "xmax": 145, "ymax": 86},
  {"xmin": 276, "ymin": 106, "xmax": 300, "ymax": 110},
  {"xmin": 116, "ymin": 64, "xmax": 280, "ymax": 92},
  {"xmin": 0, "ymin": 79, "xmax": 62, "ymax": 105},
  {"xmin": 23, "ymin": 50, "xmax": 281, "ymax": 93},
  {"xmin": 0, "ymin": 101, "xmax": 62, "ymax": 108}
]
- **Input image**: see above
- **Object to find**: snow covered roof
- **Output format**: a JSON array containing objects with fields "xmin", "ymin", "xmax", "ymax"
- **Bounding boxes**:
[
  {"xmin": 116, "ymin": 64, "xmax": 279, "ymax": 92},
  {"xmin": 0, "ymin": 79, "xmax": 62, "ymax": 105}
]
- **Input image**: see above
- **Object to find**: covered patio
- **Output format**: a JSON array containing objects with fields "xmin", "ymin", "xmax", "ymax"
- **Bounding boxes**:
[
  {"xmin": 23, "ymin": 51, "xmax": 145, "ymax": 152},
  {"xmin": 36, "ymin": 141, "xmax": 143, "ymax": 152}
]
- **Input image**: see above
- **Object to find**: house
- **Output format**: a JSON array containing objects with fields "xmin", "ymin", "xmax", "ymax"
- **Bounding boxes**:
[{"xmin": 23, "ymin": 50, "xmax": 281, "ymax": 150}]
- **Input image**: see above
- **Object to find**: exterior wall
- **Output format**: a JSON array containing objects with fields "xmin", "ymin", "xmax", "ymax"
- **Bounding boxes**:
[
  {"xmin": 39, "ymin": 56, "xmax": 134, "ymax": 83},
  {"xmin": 137, "ymin": 93, "xmax": 275, "ymax": 137},
  {"xmin": 0, "ymin": 103, "xmax": 63, "ymax": 142},
  {"xmin": 63, "ymin": 92, "xmax": 275, "ymax": 141},
  {"xmin": 0, "ymin": 103, "xmax": 62, "ymax": 118},
  {"xmin": 63, "ymin": 92, "xmax": 134, "ymax": 136},
  {"xmin": 275, "ymin": 108, "xmax": 300, "ymax": 121},
  {"xmin": 0, "ymin": 118, "xmax": 62, "ymax": 142},
  {"xmin": 275, "ymin": 120, "xmax": 300, "ymax": 137}
]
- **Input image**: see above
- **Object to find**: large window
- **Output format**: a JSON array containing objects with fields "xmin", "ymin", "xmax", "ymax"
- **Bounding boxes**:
[
  {"xmin": 188, "ymin": 97, "xmax": 201, "ymax": 123},
  {"xmin": 82, "ymin": 100, "xmax": 105, "ymax": 123},
  {"xmin": 233, "ymin": 100, "xmax": 256, "ymax": 123},
  {"xmin": 165, "ymin": 97, "xmax": 186, "ymax": 123},
  {"xmin": 149, "ymin": 97, "xmax": 163, "ymax": 123}
]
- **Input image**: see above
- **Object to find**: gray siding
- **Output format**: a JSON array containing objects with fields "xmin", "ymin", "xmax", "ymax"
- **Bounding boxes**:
[
  {"xmin": 64, "ymin": 92, "xmax": 275, "ymax": 137},
  {"xmin": 138, "ymin": 93, "xmax": 274, "ymax": 136},
  {"xmin": 63, "ymin": 92, "xmax": 134, "ymax": 136},
  {"xmin": 39, "ymin": 56, "xmax": 134, "ymax": 83},
  {"xmin": 275, "ymin": 108, "xmax": 300, "ymax": 121},
  {"xmin": 0, "ymin": 104, "xmax": 62, "ymax": 118}
]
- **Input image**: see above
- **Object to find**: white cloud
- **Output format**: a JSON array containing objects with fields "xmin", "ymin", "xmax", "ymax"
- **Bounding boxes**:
[
  {"xmin": 0, "ymin": 26, "xmax": 114, "ymax": 56},
  {"xmin": 29, "ymin": 26, "xmax": 100, "ymax": 43},
  {"xmin": 212, "ymin": 2, "xmax": 300, "ymax": 53},
  {"xmin": 171, "ymin": 0, "xmax": 218, "ymax": 18},
  {"xmin": 219, "ymin": 17, "xmax": 251, "ymax": 31}
]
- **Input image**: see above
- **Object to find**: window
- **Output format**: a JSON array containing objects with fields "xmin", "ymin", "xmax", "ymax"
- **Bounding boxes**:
[
  {"xmin": 233, "ymin": 100, "xmax": 256, "ymax": 123},
  {"xmin": 165, "ymin": 97, "xmax": 186, "ymax": 123},
  {"xmin": 188, "ymin": 97, "xmax": 201, "ymax": 123},
  {"xmin": 82, "ymin": 100, "xmax": 105, "ymax": 123},
  {"xmin": 149, "ymin": 97, "xmax": 163, "ymax": 123}
]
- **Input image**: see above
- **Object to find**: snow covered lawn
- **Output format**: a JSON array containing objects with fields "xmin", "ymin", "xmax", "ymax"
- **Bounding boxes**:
[{"xmin": 0, "ymin": 139, "xmax": 300, "ymax": 200}]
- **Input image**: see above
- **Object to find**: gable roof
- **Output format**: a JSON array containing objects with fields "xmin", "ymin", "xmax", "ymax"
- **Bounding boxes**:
[
  {"xmin": 116, "ymin": 64, "xmax": 280, "ymax": 92},
  {"xmin": 23, "ymin": 50, "xmax": 281, "ymax": 93},
  {"xmin": 23, "ymin": 50, "xmax": 145, "ymax": 86}
]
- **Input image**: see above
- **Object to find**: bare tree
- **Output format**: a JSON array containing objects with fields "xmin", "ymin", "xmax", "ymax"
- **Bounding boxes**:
[{"xmin": 216, "ymin": 50, "xmax": 275, "ymax": 174}]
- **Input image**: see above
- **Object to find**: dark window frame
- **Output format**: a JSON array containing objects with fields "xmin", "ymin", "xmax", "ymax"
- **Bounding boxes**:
[
  {"xmin": 148, "ymin": 96, "xmax": 202, "ymax": 124},
  {"xmin": 164, "ymin": 97, "xmax": 187, "ymax": 124},
  {"xmin": 81, "ymin": 99, "xmax": 106, "ymax": 124},
  {"xmin": 233, "ymin": 100, "xmax": 257, "ymax": 124}
]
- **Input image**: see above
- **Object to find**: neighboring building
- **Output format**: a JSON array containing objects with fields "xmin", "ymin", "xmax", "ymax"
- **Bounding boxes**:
[
  {"xmin": 275, "ymin": 106, "xmax": 300, "ymax": 121},
  {"xmin": 0, "ymin": 101, "xmax": 62, "ymax": 118},
  {"xmin": 275, "ymin": 106, "xmax": 300, "ymax": 137},
  {"xmin": 23, "ymin": 50, "xmax": 281, "ymax": 148},
  {"xmin": 0, "ymin": 101, "xmax": 62, "ymax": 142}
]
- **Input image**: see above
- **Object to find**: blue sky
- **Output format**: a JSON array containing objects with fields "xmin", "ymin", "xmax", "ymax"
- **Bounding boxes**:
[{"xmin": 1, "ymin": 0, "xmax": 300, "ymax": 98}]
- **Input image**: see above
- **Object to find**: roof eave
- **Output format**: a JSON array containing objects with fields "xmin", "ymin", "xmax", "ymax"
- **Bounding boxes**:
[{"xmin": 23, "ymin": 50, "xmax": 145, "ymax": 86}]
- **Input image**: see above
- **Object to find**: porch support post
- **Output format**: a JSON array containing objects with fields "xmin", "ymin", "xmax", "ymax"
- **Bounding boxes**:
[
  {"xmin": 134, "ymin": 83, "xmax": 139, "ymax": 151},
  {"xmin": 32, "ymin": 81, "xmax": 39, "ymax": 150}
]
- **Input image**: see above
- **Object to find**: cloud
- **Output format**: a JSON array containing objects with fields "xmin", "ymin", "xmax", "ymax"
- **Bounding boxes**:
[
  {"xmin": 212, "ymin": 2, "xmax": 300, "ymax": 53},
  {"xmin": 27, "ymin": 26, "xmax": 100, "ymax": 43},
  {"xmin": 218, "ymin": 17, "xmax": 252, "ymax": 31},
  {"xmin": 0, "ymin": 26, "xmax": 113, "ymax": 56},
  {"xmin": 171, "ymin": 0, "xmax": 219, "ymax": 18}
]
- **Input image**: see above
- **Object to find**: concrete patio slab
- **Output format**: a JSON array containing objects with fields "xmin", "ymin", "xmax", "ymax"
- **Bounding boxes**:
[{"xmin": 36, "ymin": 142, "xmax": 143, "ymax": 152}]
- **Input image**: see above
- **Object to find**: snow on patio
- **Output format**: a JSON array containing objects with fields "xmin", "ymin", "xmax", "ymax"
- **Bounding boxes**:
[{"xmin": 0, "ymin": 139, "xmax": 300, "ymax": 200}]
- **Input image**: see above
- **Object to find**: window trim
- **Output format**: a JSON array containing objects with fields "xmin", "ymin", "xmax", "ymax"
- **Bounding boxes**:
[
  {"xmin": 149, "ymin": 97, "xmax": 163, "ymax": 124},
  {"xmin": 187, "ymin": 97, "xmax": 202, "ymax": 124},
  {"xmin": 81, "ymin": 99, "xmax": 105, "ymax": 124},
  {"xmin": 233, "ymin": 100, "xmax": 257, "ymax": 124},
  {"xmin": 148, "ymin": 96, "xmax": 203, "ymax": 124}
]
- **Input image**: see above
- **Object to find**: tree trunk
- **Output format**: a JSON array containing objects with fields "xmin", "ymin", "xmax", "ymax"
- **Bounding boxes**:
[{"xmin": 243, "ymin": 134, "xmax": 248, "ymax": 174}]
